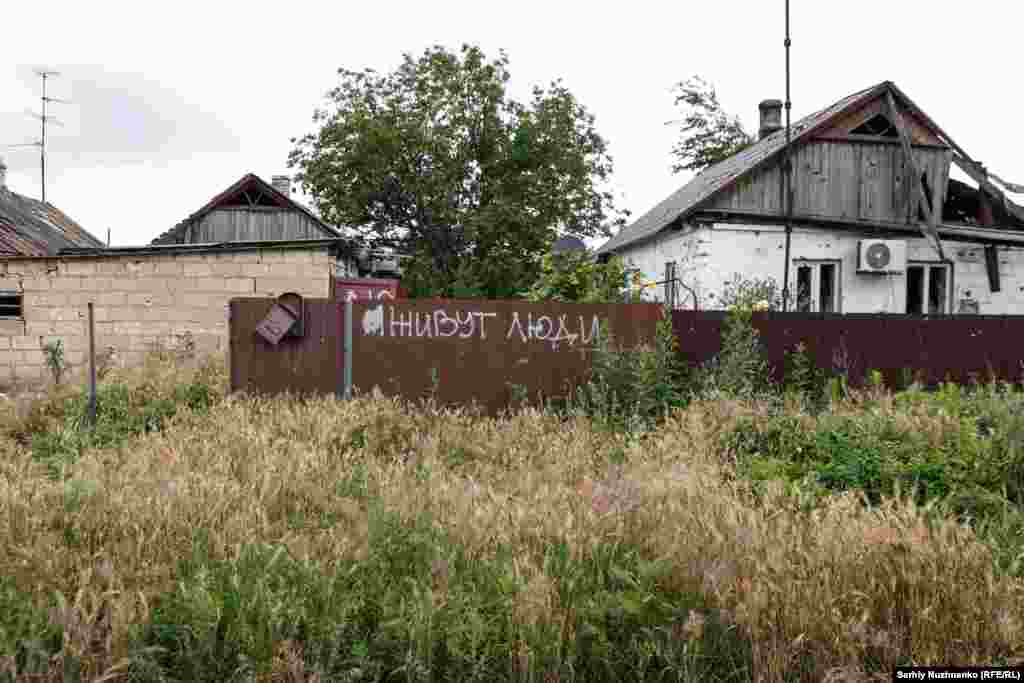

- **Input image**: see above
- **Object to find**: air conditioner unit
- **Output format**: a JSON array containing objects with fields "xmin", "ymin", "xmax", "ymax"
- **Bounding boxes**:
[{"xmin": 858, "ymin": 239, "xmax": 907, "ymax": 273}]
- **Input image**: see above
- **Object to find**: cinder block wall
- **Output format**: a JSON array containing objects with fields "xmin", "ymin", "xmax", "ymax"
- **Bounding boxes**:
[{"xmin": 0, "ymin": 246, "xmax": 332, "ymax": 388}]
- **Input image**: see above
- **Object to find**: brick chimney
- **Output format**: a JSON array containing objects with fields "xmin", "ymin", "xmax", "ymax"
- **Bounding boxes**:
[
  {"xmin": 272, "ymin": 175, "xmax": 290, "ymax": 197},
  {"xmin": 758, "ymin": 99, "xmax": 783, "ymax": 139}
]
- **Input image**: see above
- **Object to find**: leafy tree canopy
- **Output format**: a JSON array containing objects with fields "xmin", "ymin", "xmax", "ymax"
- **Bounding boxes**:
[
  {"xmin": 289, "ymin": 44, "xmax": 627, "ymax": 298},
  {"xmin": 668, "ymin": 76, "xmax": 754, "ymax": 175},
  {"xmin": 521, "ymin": 251, "xmax": 638, "ymax": 304}
]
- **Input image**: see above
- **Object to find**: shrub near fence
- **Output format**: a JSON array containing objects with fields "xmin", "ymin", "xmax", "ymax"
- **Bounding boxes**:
[{"xmin": 672, "ymin": 311, "xmax": 1024, "ymax": 390}]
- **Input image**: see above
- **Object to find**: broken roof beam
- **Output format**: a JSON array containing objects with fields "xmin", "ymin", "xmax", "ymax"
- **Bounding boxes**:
[
  {"xmin": 886, "ymin": 91, "xmax": 945, "ymax": 260},
  {"xmin": 951, "ymin": 155, "xmax": 1024, "ymax": 226}
]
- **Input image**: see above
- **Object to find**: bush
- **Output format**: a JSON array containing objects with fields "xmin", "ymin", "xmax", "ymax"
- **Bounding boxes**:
[
  {"xmin": 567, "ymin": 311, "xmax": 689, "ymax": 433},
  {"xmin": 697, "ymin": 305, "xmax": 773, "ymax": 401}
]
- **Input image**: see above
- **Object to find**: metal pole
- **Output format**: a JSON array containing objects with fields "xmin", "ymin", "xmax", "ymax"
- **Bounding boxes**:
[
  {"xmin": 41, "ymin": 73, "xmax": 47, "ymax": 205},
  {"xmin": 781, "ymin": 0, "xmax": 793, "ymax": 312},
  {"xmin": 87, "ymin": 302, "xmax": 97, "ymax": 426},
  {"xmin": 343, "ymin": 299, "xmax": 353, "ymax": 399}
]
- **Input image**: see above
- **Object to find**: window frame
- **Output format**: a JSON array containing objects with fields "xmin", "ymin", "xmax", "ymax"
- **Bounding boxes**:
[
  {"xmin": 792, "ymin": 259, "xmax": 842, "ymax": 313},
  {"xmin": 905, "ymin": 261, "xmax": 952, "ymax": 315},
  {"xmin": 0, "ymin": 290, "xmax": 23, "ymax": 319}
]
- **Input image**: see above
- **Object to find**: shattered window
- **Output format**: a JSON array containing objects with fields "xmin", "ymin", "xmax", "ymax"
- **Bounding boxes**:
[
  {"xmin": 906, "ymin": 264, "xmax": 950, "ymax": 314},
  {"xmin": 928, "ymin": 266, "xmax": 948, "ymax": 314},
  {"xmin": 851, "ymin": 113, "xmax": 898, "ymax": 137},
  {"xmin": 796, "ymin": 266, "xmax": 812, "ymax": 312},
  {"xmin": 794, "ymin": 261, "xmax": 840, "ymax": 313}
]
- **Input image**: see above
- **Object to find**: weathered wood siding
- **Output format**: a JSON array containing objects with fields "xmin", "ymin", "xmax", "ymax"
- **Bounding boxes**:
[
  {"xmin": 182, "ymin": 208, "xmax": 328, "ymax": 243},
  {"xmin": 708, "ymin": 141, "xmax": 952, "ymax": 225}
]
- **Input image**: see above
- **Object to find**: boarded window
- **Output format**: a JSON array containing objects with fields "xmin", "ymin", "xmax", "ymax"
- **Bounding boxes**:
[{"xmin": 0, "ymin": 292, "xmax": 22, "ymax": 318}]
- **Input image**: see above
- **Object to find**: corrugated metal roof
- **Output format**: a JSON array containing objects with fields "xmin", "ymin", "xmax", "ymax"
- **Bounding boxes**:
[
  {"xmin": 0, "ymin": 186, "xmax": 105, "ymax": 256},
  {"xmin": 54, "ymin": 237, "xmax": 357, "ymax": 259},
  {"xmin": 150, "ymin": 173, "xmax": 341, "ymax": 245},
  {"xmin": 597, "ymin": 81, "xmax": 887, "ymax": 255}
]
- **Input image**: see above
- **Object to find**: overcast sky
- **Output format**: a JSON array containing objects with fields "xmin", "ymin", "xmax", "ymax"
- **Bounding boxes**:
[{"xmin": 1, "ymin": 0, "xmax": 1019, "ymax": 248}]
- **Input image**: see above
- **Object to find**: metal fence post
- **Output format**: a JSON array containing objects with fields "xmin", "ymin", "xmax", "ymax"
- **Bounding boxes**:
[
  {"xmin": 343, "ymin": 298, "xmax": 353, "ymax": 399},
  {"xmin": 87, "ymin": 302, "xmax": 97, "ymax": 427}
]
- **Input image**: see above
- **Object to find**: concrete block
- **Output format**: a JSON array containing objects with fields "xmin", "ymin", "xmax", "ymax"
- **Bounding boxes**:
[
  {"xmin": 12, "ymin": 336, "xmax": 40, "ymax": 350},
  {"xmin": 0, "ymin": 320, "xmax": 25, "ymax": 336},
  {"xmin": 222, "ymin": 278, "xmax": 255, "ymax": 294},
  {"xmin": 153, "ymin": 261, "xmax": 183, "ymax": 276},
  {"xmin": 53, "ymin": 322, "xmax": 84, "ymax": 336},
  {"xmin": 239, "ymin": 263, "xmax": 272, "ymax": 278},
  {"xmin": 13, "ymin": 364, "xmax": 44, "ymax": 381},
  {"xmin": 254, "ymin": 278, "xmax": 320, "ymax": 297},
  {"xmin": 124, "ymin": 260, "xmax": 153, "ymax": 276},
  {"xmin": 5, "ymin": 261, "xmax": 51, "ymax": 277},
  {"xmin": 183, "ymin": 263, "xmax": 215, "ymax": 277},
  {"xmin": 25, "ymin": 322, "xmax": 57, "ymax": 337},
  {"xmin": 96, "ymin": 292, "xmax": 128, "ymax": 306},
  {"xmin": 112, "ymin": 322, "xmax": 146, "ymax": 336},
  {"xmin": 62, "ymin": 261, "xmax": 97, "ymax": 276},
  {"xmin": 20, "ymin": 277, "xmax": 53, "ymax": 292},
  {"xmin": 24, "ymin": 292, "xmax": 68, "ymax": 308},
  {"xmin": 180, "ymin": 293, "xmax": 212, "ymax": 308},
  {"xmin": 50, "ymin": 277, "xmax": 84, "ymax": 291},
  {"xmin": 210, "ymin": 263, "xmax": 243, "ymax": 277},
  {"xmin": 96, "ymin": 261, "xmax": 126, "ymax": 275}
]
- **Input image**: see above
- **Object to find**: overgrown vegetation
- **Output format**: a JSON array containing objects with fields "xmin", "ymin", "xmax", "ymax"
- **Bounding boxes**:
[{"xmin": 2, "ymin": 294, "xmax": 1024, "ymax": 680}]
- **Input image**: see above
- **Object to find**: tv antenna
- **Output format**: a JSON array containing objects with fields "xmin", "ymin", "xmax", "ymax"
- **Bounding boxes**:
[{"xmin": 2, "ymin": 69, "xmax": 71, "ymax": 203}]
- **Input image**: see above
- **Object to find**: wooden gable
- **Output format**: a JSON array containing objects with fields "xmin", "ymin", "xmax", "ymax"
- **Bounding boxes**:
[
  {"xmin": 705, "ymin": 87, "xmax": 953, "ymax": 234},
  {"xmin": 813, "ymin": 93, "xmax": 944, "ymax": 146}
]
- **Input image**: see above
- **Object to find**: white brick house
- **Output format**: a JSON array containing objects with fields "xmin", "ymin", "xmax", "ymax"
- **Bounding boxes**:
[{"xmin": 598, "ymin": 81, "xmax": 1024, "ymax": 315}]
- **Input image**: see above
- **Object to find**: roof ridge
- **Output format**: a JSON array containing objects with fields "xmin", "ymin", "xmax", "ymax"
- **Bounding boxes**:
[{"xmin": 597, "ymin": 80, "xmax": 891, "ymax": 255}]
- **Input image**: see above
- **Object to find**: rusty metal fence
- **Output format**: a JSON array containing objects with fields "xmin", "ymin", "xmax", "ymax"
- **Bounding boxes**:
[
  {"xmin": 672, "ymin": 311, "xmax": 1024, "ymax": 389},
  {"xmin": 230, "ymin": 297, "xmax": 663, "ymax": 414},
  {"xmin": 229, "ymin": 298, "xmax": 1024, "ymax": 412}
]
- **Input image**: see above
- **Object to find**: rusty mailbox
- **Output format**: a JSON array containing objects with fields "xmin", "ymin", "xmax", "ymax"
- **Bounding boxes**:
[{"xmin": 255, "ymin": 292, "xmax": 305, "ymax": 346}]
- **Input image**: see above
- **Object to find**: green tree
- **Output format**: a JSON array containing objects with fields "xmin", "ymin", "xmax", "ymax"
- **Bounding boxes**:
[
  {"xmin": 668, "ymin": 76, "xmax": 754, "ymax": 175},
  {"xmin": 289, "ymin": 44, "xmax": 627, "ymax": 298},
  {"xmin": 521, "ymin": 250, "xmax": 638, "ymax": 304}
]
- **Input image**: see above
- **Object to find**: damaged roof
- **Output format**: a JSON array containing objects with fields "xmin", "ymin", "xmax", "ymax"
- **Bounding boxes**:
[
  {"xmin": 0, "ymin": 184, "xmax": 106, "ymax": 257},
  {"xmin": 598, "ymin": 80, "xmax": 1024, "ymax": 255},
  {"xmin": 150, "ymin": 173, "xmax": 341, "ymax": 245}
]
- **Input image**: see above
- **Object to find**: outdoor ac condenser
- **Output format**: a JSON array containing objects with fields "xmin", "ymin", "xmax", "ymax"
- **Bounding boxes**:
[{"xmin": 858, "ymin": 239, "xmax": 907, "ymax": 274}]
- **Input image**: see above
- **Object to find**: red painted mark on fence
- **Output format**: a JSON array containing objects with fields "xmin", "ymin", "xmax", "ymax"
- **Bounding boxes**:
[{"xmin": 336, "ymin": 278, "xmax": 400, "ymax": 303}]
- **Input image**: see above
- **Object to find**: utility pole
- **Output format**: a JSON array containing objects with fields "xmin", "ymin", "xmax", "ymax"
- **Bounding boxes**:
[
  {"xmin": 33, "ymin": 69, "xmax": 70, "ymax": 204},
  {"xmin": 2, "ymin": 69, "xmax": 70, "ymax": 201},
  {"xmin": 780, "ymin": 0, "xmax": 794, "ymax": 312}
]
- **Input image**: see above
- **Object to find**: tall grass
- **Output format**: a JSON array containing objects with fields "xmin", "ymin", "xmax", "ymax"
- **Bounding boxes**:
[{"xmin": 0, "ymin": 343, "xmax": 1022, "ymax": 681}]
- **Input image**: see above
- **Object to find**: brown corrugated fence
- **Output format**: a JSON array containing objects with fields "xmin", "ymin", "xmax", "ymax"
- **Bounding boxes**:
[{"xmin": 230, "ymin": 299, "xmax": 1024, "ymax": 412}]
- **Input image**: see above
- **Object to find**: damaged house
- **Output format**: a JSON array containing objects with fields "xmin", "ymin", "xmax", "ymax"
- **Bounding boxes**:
[{"xmin": 598, "ymin": 81, "xmax": 1024, "ymax": 315}]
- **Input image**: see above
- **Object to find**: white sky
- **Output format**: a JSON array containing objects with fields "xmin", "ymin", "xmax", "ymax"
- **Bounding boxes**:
[{"xmin": 1, "ymin": 0, "xmax": 1019, "ymax": 248}]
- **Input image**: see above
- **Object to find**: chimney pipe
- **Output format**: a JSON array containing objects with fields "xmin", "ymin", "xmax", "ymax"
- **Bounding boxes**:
[
  {"xmin": 759, "ymin": 99, "xmax": 783, "ymax": 139},
  {"xmin": 272, "ymin": 175, "xmax": 291, "ymax": 197}
]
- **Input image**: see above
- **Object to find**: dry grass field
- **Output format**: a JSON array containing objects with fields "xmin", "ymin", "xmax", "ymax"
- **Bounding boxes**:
[{"xmin": 0, "ymin": 349, "xmax": 1022, "ymax": 681}]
